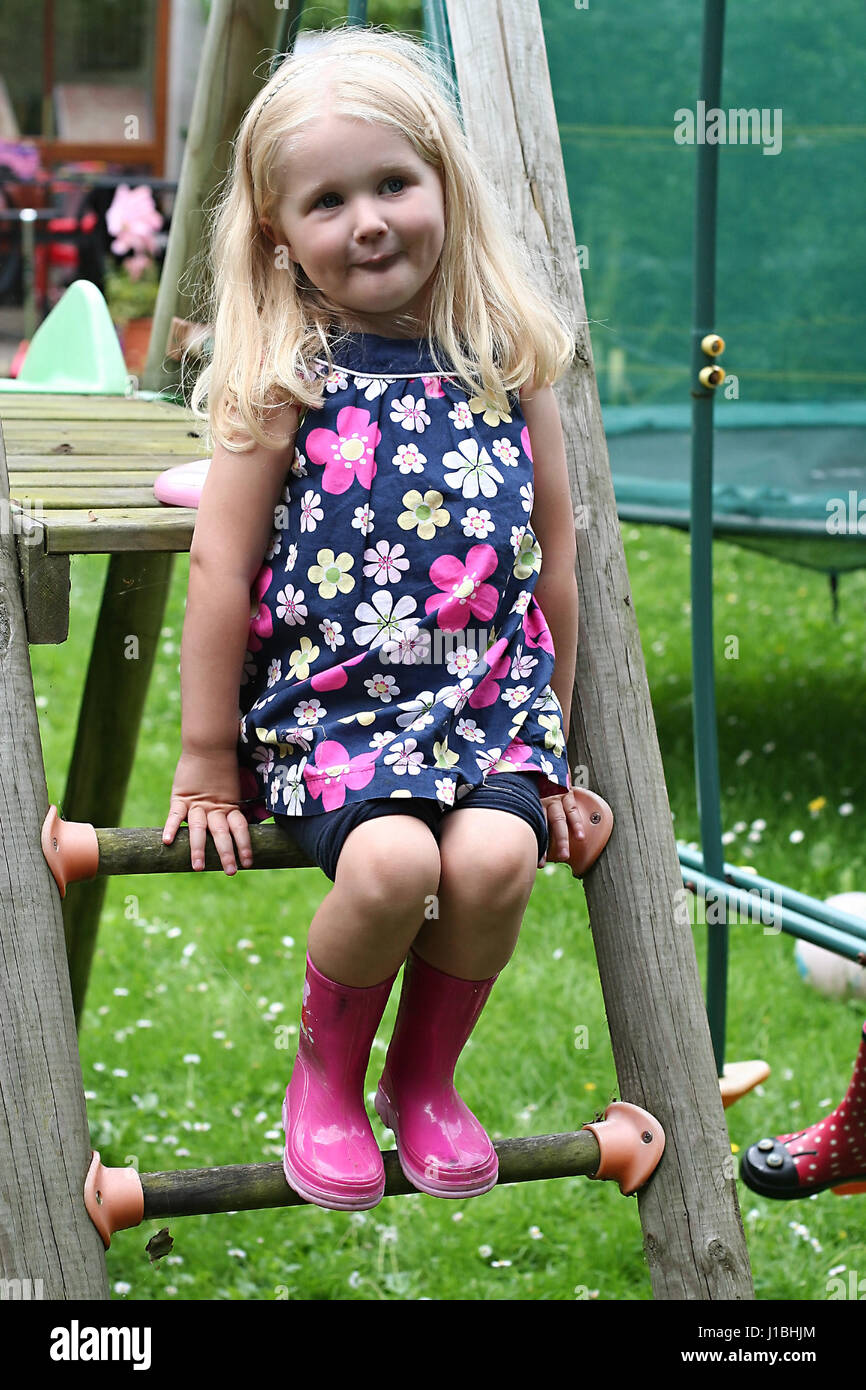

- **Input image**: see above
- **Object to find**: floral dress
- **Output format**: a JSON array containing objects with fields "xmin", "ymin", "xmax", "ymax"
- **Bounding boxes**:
[{"xmin": 237, "ymin": 331, "xmax": 572, "ymax": 822}]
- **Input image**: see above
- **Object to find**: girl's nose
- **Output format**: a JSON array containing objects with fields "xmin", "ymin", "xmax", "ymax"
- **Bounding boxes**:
[{"xmin": 352, "ymin": 198, "xmax": 389, "ymax": 239}]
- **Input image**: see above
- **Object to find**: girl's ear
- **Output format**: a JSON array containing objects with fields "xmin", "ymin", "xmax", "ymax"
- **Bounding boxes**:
[{"xmin": 259, "ymin": 218, "xmax": 276, "ymax": 244}]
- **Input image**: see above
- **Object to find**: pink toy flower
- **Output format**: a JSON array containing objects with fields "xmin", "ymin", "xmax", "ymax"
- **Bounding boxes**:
[
  {"xmin": 305, "ymin": 406, "xmax": 381, "ymax": 495},
  {"xmin": 425, "ymin": 543, "xmax": 499, "ymax": 633},
  {"xmin": 303, "ymin": 739, "xmax": 380, "ymax": 811},
  {"xmin": 105, "ymin": 184, "xmax": 163, "ymax": 257}
]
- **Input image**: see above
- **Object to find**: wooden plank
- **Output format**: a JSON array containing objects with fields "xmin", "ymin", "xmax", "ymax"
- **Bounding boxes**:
[
  {"xmin": 63, "ymin": 553, "xmax": 177, "ymax": 1018},
  {"xmin": 9, "ymin": 457, "xmax": 184, "ymax": 473},
  {"xmin": 30, "ymin": 508, "xmax": 196, "ymax": 554},
  {"xmin": 0, "ymin": 419, "xmax": 109, "ymax": 1297},
  {"xmin": 0, "ymin": 396, "xmax": 190, "ymax": 421},
  {"xmin": 10, "ymin": 472, "xmax": 173, "ymax": 490},
  {"xmin": 10, "ymin": 486, "xmax": 166, "ymax": 509},
  {"xmin": 1, "ymin": 423, "xmax": 206, "ymax": 455},
  {"xmin": 16, "ymin": 521, "xmax": 71, "ymax": 644},
  {"xmin": 447, "ymin": 0, "xmax": 754, "ymax": 1300}
]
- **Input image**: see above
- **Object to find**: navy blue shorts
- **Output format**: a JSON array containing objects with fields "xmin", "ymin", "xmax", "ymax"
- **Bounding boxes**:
[{"xmin": 273, "ymin": 772, "xmax": 550, "ymax": 883}]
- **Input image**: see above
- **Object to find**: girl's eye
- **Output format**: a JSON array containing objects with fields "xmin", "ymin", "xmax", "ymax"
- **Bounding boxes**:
[
  {"xmin": 383, "ymin": 176, "xmax": 405, "ymax": 194},
  {"xmin": 316, "ymin": 193, "xmax": 341, "ymax": 209}
]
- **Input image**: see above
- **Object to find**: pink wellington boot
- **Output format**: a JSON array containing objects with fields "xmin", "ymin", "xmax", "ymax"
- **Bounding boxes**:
[
  {"xmin": 281, "ymin": 952, "xmax": 397, "ymax": 1211},
  {"xmin": 374, "ymin": 948, "xmax": 500, "ymax": 1199}
]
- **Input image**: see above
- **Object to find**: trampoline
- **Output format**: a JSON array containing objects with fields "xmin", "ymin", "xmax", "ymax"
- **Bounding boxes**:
[
  {"xmin": 541, "ymin": 0, "xmax": 866, "ymax": 1083},
  {"xmin": 542, "ymin": 0, "xmax": 866, "ymax": 590}
]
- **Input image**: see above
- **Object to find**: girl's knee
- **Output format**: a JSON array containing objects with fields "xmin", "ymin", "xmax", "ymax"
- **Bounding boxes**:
[
  {"xmin": 334, "ymin": 815, "xmax": 441, "ymax": 915},
  {"xmin": 438, "ymin": 811, "xmax": 539, "ymax": 912}
]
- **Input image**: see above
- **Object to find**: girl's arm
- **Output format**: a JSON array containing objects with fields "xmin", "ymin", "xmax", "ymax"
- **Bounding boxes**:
[
  {"xmin": 163, "ymin": 403, "xmax": 299, "ymax": 873},
  {"xmin": 520, "ymin": 380, "xmax": 587, "ymax": 870},
  {"xmin": 519, "ymin": 380, "xmax": 578, "ymax": 742}
]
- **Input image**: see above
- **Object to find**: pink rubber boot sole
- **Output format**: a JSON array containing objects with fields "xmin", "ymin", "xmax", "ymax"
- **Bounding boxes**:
[{"xmin": 374, "ymin": 1085, "xmax": 499, "ymax": 1199}]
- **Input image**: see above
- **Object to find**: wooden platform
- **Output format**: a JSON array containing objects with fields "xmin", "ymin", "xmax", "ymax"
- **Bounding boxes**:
[{"xmin": 0, "ymin": 392, "xmax": 202, "ymax": 643}]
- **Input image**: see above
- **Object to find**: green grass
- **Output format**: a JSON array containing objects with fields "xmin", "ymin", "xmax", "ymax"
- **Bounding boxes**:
[{"xmin": 31, "ymin": 524, "xmax": 866, "ymax": 1301}]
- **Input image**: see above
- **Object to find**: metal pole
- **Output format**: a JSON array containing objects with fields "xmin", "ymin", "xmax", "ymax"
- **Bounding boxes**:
[{"xmin": 690, "ymin": 0, "xmax": 728, "ymax": 1074}]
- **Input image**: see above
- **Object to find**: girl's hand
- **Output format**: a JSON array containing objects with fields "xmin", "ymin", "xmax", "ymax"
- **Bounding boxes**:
[
  {"xmin": 538, "ymin": 790, "xmax": 588, "ymax": 875},
  {"xmin": 163, "ymin": 750, "xmax": 254, "ymax": 875}
]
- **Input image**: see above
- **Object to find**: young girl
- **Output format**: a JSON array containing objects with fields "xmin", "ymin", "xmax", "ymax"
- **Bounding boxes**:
[{"xmin": 162, "ymin": 25, "xmax": 610, "ymax": 1212}]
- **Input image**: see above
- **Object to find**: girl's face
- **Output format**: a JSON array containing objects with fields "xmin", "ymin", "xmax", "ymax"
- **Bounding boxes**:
[{"xmin": 263, "ymin": 112, "xmax": 446, "ymax": 337}]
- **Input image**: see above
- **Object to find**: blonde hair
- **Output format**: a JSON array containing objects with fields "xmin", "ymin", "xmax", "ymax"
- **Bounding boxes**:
[{"xmin": 191, "ymin": 23, "xmax": 577, "ymax": 452}]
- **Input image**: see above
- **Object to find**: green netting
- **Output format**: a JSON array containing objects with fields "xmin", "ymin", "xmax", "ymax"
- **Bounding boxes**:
[{"xmin": 541, "ymin": 0, "xmax": 866, "ymax": 410}]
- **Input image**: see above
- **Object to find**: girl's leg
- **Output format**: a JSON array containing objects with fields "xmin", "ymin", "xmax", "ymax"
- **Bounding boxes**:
[
  {"xmin": 282, "ymin": 815, "xmax": 441, "ymax": 1210},
  {"xmin": 307, "ymin": 814, "xmax": 442, "ymax": 987},
  {"xmin": 411, "ymin": 806, "xmax": 539, "ymax": 977},
  {"xmin": 374, "ymin": 808, "xmax": 539, "ymax": 1198}
]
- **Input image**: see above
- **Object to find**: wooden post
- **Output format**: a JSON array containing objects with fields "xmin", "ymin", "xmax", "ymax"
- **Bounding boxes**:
[
  {"xmin": 0, "ymin": 429, "xmax": 109, "ymax": 1299},
  {"xmin": 143, "ymin": 0, "xmax": 284, "ymax": 394},
  {"xmin": 446, "ymin": 0, "xmax": 754, "ymax": 1298}
]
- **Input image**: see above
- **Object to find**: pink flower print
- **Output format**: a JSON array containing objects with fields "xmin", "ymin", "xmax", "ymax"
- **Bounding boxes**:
[
  {"xmin": 425, "ymin": 544, "xmax": 499, "ymax": 633},
  {"xmin": 468, "ymin": 636, "xmax": 511, "ymax": 709},
  {"xmin": 305, "ymin": 407, "xmax": 381, "ymax": 495},
  {"xmin": 522, "ymin": 598, "xmax": 556, "ymax": 655},
  {"xmin": 304, "ymin": 739, "xmax": 379, "ymax": 811},
  {"xmin": 422, "ymin": 374, "xmax": 445, "ymax": 399},
  {"xmin": 491, "ymin": 738, "xmax": 536, "ymax": 773},
  {"xmin": 521, "ymin": 424, "xmax": 533, "ymax": 461},
  {"xmin": 310, "ymin": 651, "xmax": 365, "ymax": 692},
  {"xmin": 248, "ymin": 567, "xmax": 273, "ymax": 652}
]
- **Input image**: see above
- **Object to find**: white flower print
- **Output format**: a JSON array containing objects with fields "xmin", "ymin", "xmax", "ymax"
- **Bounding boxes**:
[
  {"xmin": 511, "ymin": 644, "xmax": 538, "ymax": 680},
  {"xmin": 437, "ymin": 677, "xmax": 473, "ymax": 716},
  {"xmin": 253, "ymin": 745, "xmax": 274, "ymax": 779},
  {"xmin": 271, "ymin": 758, "xmax": 308, "ymax": 814},
  {"xmin": 520, "ymin": 481, "xmax": 534, "ymax": 514},
  {"xmin": 392, "ymin": 442, "xmax": 426, "ymax": 474},
  {"xmin": 503, "ymin": 684, "xmax": 532, "ymax": 708},
  {"xmin": 363, "ymin": 538, "xmax": 410, "ymax": 585},
  {"xmin": 293, "ymin": 698, "xmax": 326, "ymax": 726},
  {"xmin": 319, "ymin": 618, "xmax": 345, "ymax": 652},
  {"xmin": 323, "ymin": 368, "xmax": 350, "ymax": 394},
  {"xmin": 275, "ymin": 585, "xmax": 307, "ymax": 625},
  {"xmin": 266, "ymin": 658, "xmax": 282, "ymax": 688},
  {"xmin": 456, "ymin": 717, "xmax": 485, "ymax": 744},
  {"xmin": 370, "ymin": 728, "xmax": 399, "ymax": 750},
  {"xmin": 352, "ymin": 503, "xmax": 375, "ymax": 535},
  {"xmin": 265, "ymin": 533, "xmax": 282, "ymax": 562},
  {"xmin": 380, "ymin": 624, "xmax": 431, "ymax": 668},
  {"xmin": 300, "ymin": 490, "xmax": 324, "ymax": 532},
  {"xmin": 510, "ymin": 589, "xmax": 532, "ymax": 616},
  {"xmin": 384, "ymin": 738, "xmax": 426, "ymax": 775},
  {"xmin": 446, "ymin": 643, "xmax": 478, "ymax": 678},
  {"xmin": 365, "ymin": 672, "xmax": 401, "ymax": 703},
  {"xmin": 390, "ymin": 393, "xmax": 431, "ymax": 433},
  {"xmin": 396, "ymin": 691, "xmax": 436, "ymax": 730},
  {"xmin": 435, "ymin": 777, "xmax": 458, "ymax": 807},
  {"xmin": 443, "ymin": 438, "xmax": 504, "ymax": 499},
  {"xmin": 290, "ymin": 450, "xmax": 308, "ymax": 478},
  {"xmin": 460, "ymin": 507, "xmax": 495, "ymax": 539},
  {"xmin": 354, "ymin": 372, "xmax": 395, "ymax": 401},
  {"xmin": 448, "ymin": 401, "xmax": 473, "ymax": 430},
  {"xmin": 475, "ymin": 748, "xmax": 503, "ymax": 777},
  {"xmin": 284, "ymin": 541, "xmax": 298, "ymax": 573},
  {"xmin": 492, "ymin": 437, "xmax": 520, "ymax": 467},
  {"xmin": 353, "ymin": 589, "xmax": 420, "ymax": 652}
]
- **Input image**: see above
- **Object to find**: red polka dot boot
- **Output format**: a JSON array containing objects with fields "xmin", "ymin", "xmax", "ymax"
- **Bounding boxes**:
[{"xmin": 740, "ymin": 1019, "xmax": 866, "ymax": 1199}]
